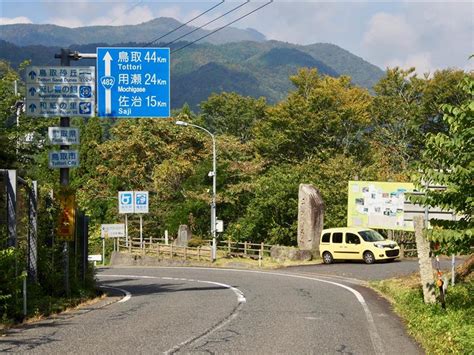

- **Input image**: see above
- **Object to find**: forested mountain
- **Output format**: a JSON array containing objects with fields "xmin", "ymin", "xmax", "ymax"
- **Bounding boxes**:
[
  {"xmin": 0, "ymin": 37, "xmax": 383, "ymax": 110},
  {"xmin": 0, "ymin": 17, "xmax": 266, "ymax": 47}
]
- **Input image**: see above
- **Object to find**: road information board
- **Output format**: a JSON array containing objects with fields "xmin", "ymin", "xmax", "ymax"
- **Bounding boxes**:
[
  {"xmin": 26, "ymin": 66, "xmax": 95, "ymax": 117},
  {"xmin": 49, "ymin": 150, "xmax": 79, "ymax": 168},
  {"xmin": 48, "ymin": 127, "xmax": 80, "ymax": 145},
  {"xmin": 347, "ymin": 181, "xmax": 457, "ymax": 231},
  {"xmin": 101, "ymin": 224, "xmax": 125, "ymax": 238},
  {"xmin": 96, "ymin": 47, "xmax": 170, "ymax": 118},
  {"xmin": 347, "ymin": 181, "xmax": 415, "ymax": 231}
]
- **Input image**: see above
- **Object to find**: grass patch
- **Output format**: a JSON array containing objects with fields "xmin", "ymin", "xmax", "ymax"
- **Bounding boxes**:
[
  {"xmin": 1, "ymin": 287, "xmax": 102, "ymax": 332},
  {"xmin": 371, "ymin": 275, "xmax": 474, "ymax": 354}
]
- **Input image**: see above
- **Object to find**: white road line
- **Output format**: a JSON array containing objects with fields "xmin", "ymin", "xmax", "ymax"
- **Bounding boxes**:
[
  {"xmin": 98, "ymin": 274, "xmax": 246, "ymax": 354},
  {"xmin": 99, "ymin": 285, "xmax": 132, "ymax": 303},
  {"xmin": 100, "ymin": 274, "xmax": 246, "ymax": 304},
  {"xmin": 144, "ymin": 267, "xmax": 385, "ymax": 355}
]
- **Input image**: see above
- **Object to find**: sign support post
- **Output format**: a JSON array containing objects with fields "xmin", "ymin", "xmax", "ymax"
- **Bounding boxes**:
[
  {"xmin": 55, "ymin": 48, "xmax": 71, "ymax": 296},
  {"xmin": 140, "ymin": 215, "xmax": 143, "ymax": 249},
  {"xmin": 102, "ymin": 238, "xmax": 105, "ymax": 266},
  {"xmin": 125, "ymin": 214, "xmax": 128, "ymax": 247}
]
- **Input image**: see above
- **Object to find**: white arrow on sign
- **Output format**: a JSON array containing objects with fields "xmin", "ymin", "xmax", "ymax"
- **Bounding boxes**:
[{"xmin": 103, "ymin": 51, "xmax": 113, "ymax": 114}]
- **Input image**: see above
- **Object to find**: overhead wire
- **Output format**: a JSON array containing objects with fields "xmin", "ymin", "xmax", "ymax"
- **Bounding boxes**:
[
  {"xmin": 171, "ymin": 0, "xmax": 273, "ymax": 54},
  {"xmin": 164, "ymin": 1, "xmax": 250, "ymax": 47},
  {"xmin": 145, "ymin": 0, "xmax": 226, "ymax": 47},
  {"xmin": 105, "ymin": 1, "xmax": 144, "ymax": 26}
]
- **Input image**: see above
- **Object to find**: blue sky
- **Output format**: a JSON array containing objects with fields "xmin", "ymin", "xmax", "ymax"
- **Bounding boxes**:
[{"xmin": 1, "ymin": 1, "xmax": 473, "ymax": 73}]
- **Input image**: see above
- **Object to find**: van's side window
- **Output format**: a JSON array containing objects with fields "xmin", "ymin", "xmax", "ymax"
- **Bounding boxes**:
[
  {"xmin": 346, "ymin": 233, "xmax": 360, "ymax": 244},
  {"xmin": 332, "ymin": 232, "xmax": 343, "ymax": 243},
  {"xmin": 321, "ymin": 233, "xmax": 330, "ymax": 243}
]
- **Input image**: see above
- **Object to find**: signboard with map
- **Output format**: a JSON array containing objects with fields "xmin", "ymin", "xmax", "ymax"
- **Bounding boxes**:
[{"xmin": 347, "ymin": 181, "xmax": 415, "ymax": 231}]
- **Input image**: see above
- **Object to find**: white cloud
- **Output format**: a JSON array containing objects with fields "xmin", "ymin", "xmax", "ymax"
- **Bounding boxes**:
[
  {"xmin": 0, "ymin": 16, "xmax": 33, "ymax": 25},
  {"xmin": 238, "ymin": 2, "xmax": 343, "ymax": 44},
  {"xmin": 44, "ymin": 4, "xmax": 155, "ymax": 27},
  {"xmin": 384, "ymin": 52, "xmax": 434, "ymax": 76},
  {"xmin": 47, "ymin": 17, "xmax": 84, "ymax": 28},
  {"xmin": 362, "ymin": 3, "xmax": 473, "ymax": 73},
  {"xmin": 100, "ymin": 4, "xmax": 155, "ymax": 26},
  {"xmin": 363, "ymin": 13, "xmax": 417, "ymax": 52},
  {"xmin": 156, "ymin": 6, "xmax": 186, "ymax": 22}
]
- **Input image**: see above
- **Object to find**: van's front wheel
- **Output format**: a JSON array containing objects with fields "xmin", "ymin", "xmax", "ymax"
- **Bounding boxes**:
[
  {"xmin": 322, "ymin": 252, "xmax": 333, "ymax": 264},
  {"xmin": 363, "ymin": 251, "xmax": 375, "ymax": 264}
]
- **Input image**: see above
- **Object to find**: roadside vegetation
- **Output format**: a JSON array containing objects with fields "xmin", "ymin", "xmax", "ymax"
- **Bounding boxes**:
[
  {"xmin": 372, "ymin": 269, "xmax": 473, "ymax": 354},
  {"xmin": 1, "ymin": 55, "xmax": 472, "ymax": 334}
]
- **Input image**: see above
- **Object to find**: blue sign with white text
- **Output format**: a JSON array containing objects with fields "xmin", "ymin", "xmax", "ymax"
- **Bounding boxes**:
[{"xmin": 96, "ymin": 48, "xmax": 170, "ymax": 118}]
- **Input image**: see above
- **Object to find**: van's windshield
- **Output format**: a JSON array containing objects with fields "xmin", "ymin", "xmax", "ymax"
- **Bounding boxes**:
[{"xmin": 359, "ymin": 230, "xmax": 385, "ymax": 242}]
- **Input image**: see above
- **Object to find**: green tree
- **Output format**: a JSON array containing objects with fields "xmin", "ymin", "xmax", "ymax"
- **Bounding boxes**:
[
  {"xmin": 412, "ymin": 75, "xmax": 474, "ymax": 254},
  {"xmin": 200, "ymin": 92, "xmax": 267, "ymax": 143},
  {"xmin": 253, "ymin": 68, "xmax": 372, "ymax": 163},
  {"xmin": 0, "ymin": 60, "xmax": 20, "ymax": 167},
  {"xmin": 369, "ymin": 68, "xmax": 425, "ymax": 179},
  {"xmin": 368, "ymin": 68, "xmax": 469, "ymax": 181},
  {"xmin": 227, "ymin": 154, "xmax": 371, "ymax": 244}
]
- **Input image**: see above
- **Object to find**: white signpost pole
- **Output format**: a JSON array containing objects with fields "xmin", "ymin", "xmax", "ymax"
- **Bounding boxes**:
[
  {"xmin": 125, "ymin": 214, "xmax": 128, "ymax": 247},
  {"xmin": 140, "ymin": 215, "xmax": 143, "ymax": 249}
]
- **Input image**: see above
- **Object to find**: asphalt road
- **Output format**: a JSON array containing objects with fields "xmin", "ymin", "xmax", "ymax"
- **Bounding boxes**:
[
  {"xmin": 285, "ymin": 257, "xmax": 461, "ymax": 281},
  {"xmin": 0, "ymin": 266, "xmax": 422, "ymax": 354}
]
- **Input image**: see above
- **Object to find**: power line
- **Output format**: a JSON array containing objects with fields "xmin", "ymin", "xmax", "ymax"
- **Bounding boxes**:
[
  {"xmin": 171, "ymin": 0, "xmax": 273, "ymax": 54},
  {"xmin": 145, "ymin": 0, "xmax": 225, "ymax": 47},
  {"xmin": 164, "ymin": 1, "xmax": 250, "ymax": 47},
  {"xmin": 106, "ymin": 1, "xmax": 143, "ymax": 26}
]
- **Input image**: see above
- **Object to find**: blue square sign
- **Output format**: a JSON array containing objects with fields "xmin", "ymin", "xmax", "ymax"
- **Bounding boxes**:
[{"xmin": 97, "ymin": 48, "xmax": 170, "ymax": 118}]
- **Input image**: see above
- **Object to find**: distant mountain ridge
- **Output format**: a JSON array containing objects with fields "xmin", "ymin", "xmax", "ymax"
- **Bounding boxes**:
[
  {"xmin": 0, "ymin": 17, "xmax": 266, "ymax": 47},
  {"xmin": 0, "ymin": 18, "xmax": 385, "ymax": 110}
]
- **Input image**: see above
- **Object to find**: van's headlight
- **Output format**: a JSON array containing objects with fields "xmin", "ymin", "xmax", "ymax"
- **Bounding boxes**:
[{"xmin": 374, "ymin": 243, "xmax": 384, "ymax": 248}]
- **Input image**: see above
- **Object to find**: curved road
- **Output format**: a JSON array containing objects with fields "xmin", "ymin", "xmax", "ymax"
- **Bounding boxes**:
[{"xmin": 0, "ymin": 267, "xmax": 421, "ymax": 354}]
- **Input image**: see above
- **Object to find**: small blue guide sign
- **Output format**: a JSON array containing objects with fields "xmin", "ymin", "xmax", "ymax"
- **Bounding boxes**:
[{"xmin": 96, "ymin": 47, "xmax": 170, "ymax": 118}]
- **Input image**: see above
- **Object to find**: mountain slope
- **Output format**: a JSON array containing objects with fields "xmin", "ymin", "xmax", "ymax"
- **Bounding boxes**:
[
  {"xmin": 0, "ymin": 38, "xmax": 384, "ymax": 110},
  {"xmin": 0, "ymin": 18, "xmax": 266, "ymax": 47}
]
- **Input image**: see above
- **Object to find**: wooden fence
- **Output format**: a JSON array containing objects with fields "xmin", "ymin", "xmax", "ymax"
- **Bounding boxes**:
[
  {"xmin": 116, "ymin": 236, "xmax": 419, "ymax": 261},
  {"xmin": 117, "ymin": 238, "xmax": 212, "ymax": 262},
  {"xmin": 217, "ymin": 240, "xmax": 273, "ymax": 259},
  {"xmin": 399, "ymin": 242, "xmax": 417, "ymax": 258}
]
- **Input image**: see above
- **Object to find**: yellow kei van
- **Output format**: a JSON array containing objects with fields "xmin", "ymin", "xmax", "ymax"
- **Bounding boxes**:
[{"xmin": 319, "ymin": 227, "xmax": 400, "ymax": 264}]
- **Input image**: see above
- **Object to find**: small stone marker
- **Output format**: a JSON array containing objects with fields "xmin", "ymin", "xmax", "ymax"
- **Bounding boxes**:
[
  {"xmin": 176, "ymin": 224, "xmax": 192, "ymax": 247},
  {"xmin": 414, "ymin": 215, "xmax": 436, "ymax": 304},
  {"xmin": 297, "ymin": 184, "xmax": 325, "ymax": 252}
]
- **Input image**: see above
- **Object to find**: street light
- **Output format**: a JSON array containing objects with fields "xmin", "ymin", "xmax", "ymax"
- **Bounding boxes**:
[{"xmin": 175, "ymin": 120, "xmax": 217, "ymax": 261}]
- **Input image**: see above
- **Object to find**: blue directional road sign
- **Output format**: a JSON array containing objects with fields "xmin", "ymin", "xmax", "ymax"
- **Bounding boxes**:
[
  {"xmin": 118, "ymin": 191, "xmax": 134, "ymax": 214},
  {"xmin": 97, "ymin": 48, "xmax": 170, "ymax": 118},
  {"xmin": 134, "ymin": 191, "xmax": 149, "ymax": 214}
]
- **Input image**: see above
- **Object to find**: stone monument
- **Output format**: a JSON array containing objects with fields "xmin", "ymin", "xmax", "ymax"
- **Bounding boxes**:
[
  {"xmin": 297, "ymin": 184, "xmax": 324, "ymax": 252},
  {"xmin": 176, "ymin": 224, "xmax": 192, "ymax": 247}
]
